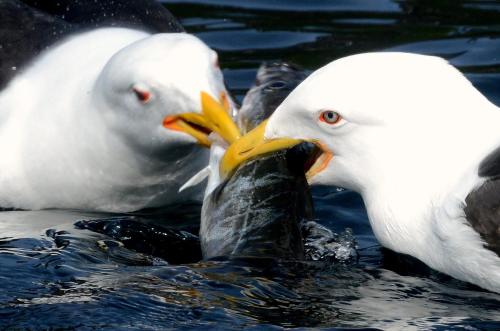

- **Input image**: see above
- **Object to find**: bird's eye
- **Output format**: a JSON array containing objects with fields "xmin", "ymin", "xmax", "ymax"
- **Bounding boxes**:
[
  {"xmin": 265, "ymin": 80, "xmax": 287, "ymax": 91},
  {"xmin": 320, "ymin": 110, "xmax": 342, "ymax": 125},
  {"xmin": 133, "ymin": 87, "xmax": 151, "ymax": 103}
]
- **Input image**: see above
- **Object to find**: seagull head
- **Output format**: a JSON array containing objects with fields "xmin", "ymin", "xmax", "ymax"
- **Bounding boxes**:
[
  {"xmin": 95, "ymin": 33, "xmax": 239, "ymax": 155},
  {"xmin": 221, "ymin": 52, "xmax": 500, "ymax": 200}
]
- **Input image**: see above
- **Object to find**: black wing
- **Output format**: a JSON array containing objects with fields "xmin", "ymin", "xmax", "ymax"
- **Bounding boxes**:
[
  {"xmin": 0, "ymin": 0, "xmax": 73, "ymax": 89},
  {"xmin": 464, "ymin": 146, "xmax": 500, "ymax": 256},
  {"xmin": 20, "ymin": 0, "xmax": 184, "ymax": 33},
  {"xmin": 0, "ymin": 0, "xmax": 183, "ymax": 89}
]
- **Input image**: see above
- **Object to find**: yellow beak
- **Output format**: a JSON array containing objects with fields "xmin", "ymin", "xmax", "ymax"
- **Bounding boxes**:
[
  {"xmin": 200, "ymin": 92, "xmax": 241, "ymax": 144},
  {"xmin": 163, "ymin": 92, "xmax": 241, "ymax": 147},
  {"xmin": 220, "ymin": 119, "xmax": 302, "ymax": 177}
]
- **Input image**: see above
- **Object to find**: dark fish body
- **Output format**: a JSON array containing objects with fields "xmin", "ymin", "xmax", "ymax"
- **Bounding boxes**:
[
  {"xmin": 237, "ymin": 63, "xmax": 308, "ymax": 134},
  {"xmin": 201, "ymin": 63, "xmax": 313, "ymax": 260},
  {"xmin": 201, "ymin": 149, "xmax": 313, "ymax": 259},
  {"xmin": 76, "ymin": 216, "xmax": 201, "ymax": 264}
]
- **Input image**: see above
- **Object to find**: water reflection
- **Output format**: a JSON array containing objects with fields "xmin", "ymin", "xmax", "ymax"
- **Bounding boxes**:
[
  {"xmin": 164, "ymin": 0, "xmax": 402, "ymax": 13},
  {"xmin": 197, "ymin": 30, "xmax": 328, "ymax": 51},
  {"xmin": 1, "ymin": 205, "xmax": 499, "ymax": 329},
  {"xmin": 387, "ymin": 37, "xmax": 500, "ymax": 68}
]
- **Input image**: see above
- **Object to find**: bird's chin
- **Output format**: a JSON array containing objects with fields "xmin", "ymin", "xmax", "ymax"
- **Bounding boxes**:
[
  {"xmin": 151, "ymin": 128, "xmax": 207, "ymax": 162},
  {"xmin": 304, "ymin": 142, "xmax": 333, "ymax": 181},
  {"xmin": 161, "ymin": 127, "xmax": 202, "ymax": 146}
]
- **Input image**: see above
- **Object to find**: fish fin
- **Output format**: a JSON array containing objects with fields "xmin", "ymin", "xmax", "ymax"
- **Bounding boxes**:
[{"xmin": 179, "ymin": 167, "xmax": 210, "ymax": 192}]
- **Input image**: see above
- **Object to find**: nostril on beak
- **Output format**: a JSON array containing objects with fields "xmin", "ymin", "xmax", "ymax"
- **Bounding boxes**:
[{"xmin": 239, "ymin": 147, "xmax": 253, "ymax": 155}]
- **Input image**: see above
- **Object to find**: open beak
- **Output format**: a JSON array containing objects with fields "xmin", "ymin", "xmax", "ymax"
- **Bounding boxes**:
[
  {"xmin": 163, "ymin": 92, "xmax": 241, "ymax": 147},
  {"xmin": 304, "ymin": 141, "xmax": 333, "ymax": 180},
  {"xmin": 220, "ymin": 119, "xmax": 334, "ymax": 179}
]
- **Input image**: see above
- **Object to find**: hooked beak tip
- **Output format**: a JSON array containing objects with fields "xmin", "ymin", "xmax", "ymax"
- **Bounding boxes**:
[
  {"xmin": 220, "ymin": 119, "xmax": 301, "ymax": 177},
  {"xmin": 200, "ymin": 91, "xmax": 241, "ymax": 144},
  {"xmin": 161, "ymin": 90, "xmax": 240, "ymax": 148}
]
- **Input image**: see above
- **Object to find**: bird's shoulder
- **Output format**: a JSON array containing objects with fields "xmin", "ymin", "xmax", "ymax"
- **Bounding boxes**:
[
  {"xmin": 463, "ymin": 146, "xmax": 500, "ymax": 256},
  {"xmin": 20, "ymin": 0, "xmax": 184, "ymax": 34},
  {"xmin": 0, "ymin": 0, "xmax": 73, "ymax": 89},
  {"xmin": 0, "ymin": 0, "xmax": 184, "ymax": 90}
]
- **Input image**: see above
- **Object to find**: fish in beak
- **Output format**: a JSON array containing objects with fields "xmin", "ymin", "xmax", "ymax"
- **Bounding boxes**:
[
  {"xmin": 220, "ymin": 119, "xmax": 333, "ymax": 180},
  {"xmin": 220, "ymin": 119, "xmax": 301, "ymax": 176},
  {"xmin": 163, "ymin": 92, "xmax": 241, "ymax": 147}
]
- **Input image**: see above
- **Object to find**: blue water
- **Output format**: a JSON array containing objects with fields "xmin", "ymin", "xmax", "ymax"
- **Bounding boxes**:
[{"xmin": 2, "ymin": 1, "xmax": 500, "ymax": 329}]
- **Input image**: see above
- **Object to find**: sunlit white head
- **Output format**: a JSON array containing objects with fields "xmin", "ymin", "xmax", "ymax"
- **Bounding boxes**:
[
  {"xmin": 264, "ymin": 52, "xmax": 499, "ymax": 194},
  {"xmin": 95, "ymin": 33, "xmax": 228, "ymax": 153}
]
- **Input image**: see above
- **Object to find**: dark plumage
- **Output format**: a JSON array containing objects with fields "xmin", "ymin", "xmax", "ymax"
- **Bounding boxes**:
[
  {"xmin": 478, "ymin": 145, "xmax": 500, "ymax": 178},
  {"xmin": 465, "ymin": 147, "xmax": 500, "ymax": 256},
  {"xmin": 0, "ymin": 0, "xmax": 183, "ymax": 89},
  {"xmin": 21, "ymin": 0, "xmax": 184, "ymax": 32}
]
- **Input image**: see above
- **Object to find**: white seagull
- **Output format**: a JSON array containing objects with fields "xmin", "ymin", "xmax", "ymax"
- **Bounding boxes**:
[
  {"xmin": 222, "ymin": 52, "xmax": 500, "ymax": 293},
  {"xmin": 0, "ymin": 28, "xmax": 235, "ymax": 212}
]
